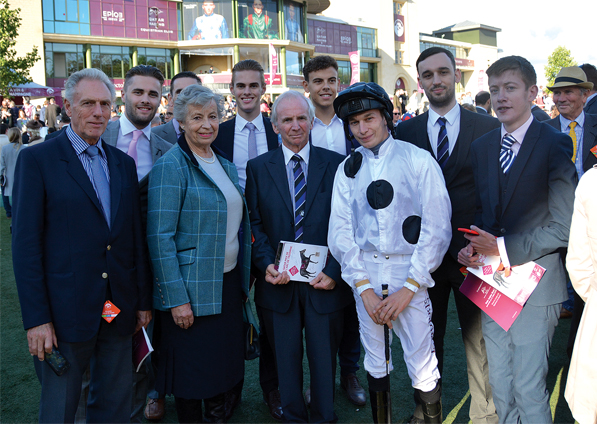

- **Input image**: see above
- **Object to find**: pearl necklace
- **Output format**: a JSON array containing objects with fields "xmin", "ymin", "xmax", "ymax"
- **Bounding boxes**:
[{"xmin": 195, "ymin": 148, "xmax": 216, "ymax": 164}]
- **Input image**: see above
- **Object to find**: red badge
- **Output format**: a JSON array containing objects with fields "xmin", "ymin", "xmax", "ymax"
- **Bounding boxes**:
[
  {"xmin": 591, "ymin": 144, "xmax": 597, "ymax": 158},
  {"xmin": 102, "ymin": 300, "xmax": 120, "ymax": 323}
]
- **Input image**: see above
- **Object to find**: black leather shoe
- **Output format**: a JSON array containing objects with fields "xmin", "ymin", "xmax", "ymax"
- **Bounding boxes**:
[
  {"xmin": 224, "ymin": 390, "xmax": 241, "ymax": 422},
  {"xmin": 341, "ymin": 374, "xmax": 367, "ymax": 406},
  {"xmin": 263, "ymin": 389, "xmax": 283, "ymax": 422}
]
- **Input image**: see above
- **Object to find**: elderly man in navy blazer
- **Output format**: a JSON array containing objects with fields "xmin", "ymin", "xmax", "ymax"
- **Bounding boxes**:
[
  {"xmin": 12, "ymin": 68, "xmax": 152, "ymax": 423},
  {"xmin": 458, "ymin": 56, "xmax": 577, "ymax": 423},
  {"xmin": 245, "ymin": 91, "xmax": 353, "ymax": 423}
]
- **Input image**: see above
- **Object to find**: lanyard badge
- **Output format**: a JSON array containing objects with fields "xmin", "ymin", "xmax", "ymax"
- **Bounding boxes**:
[{"xmin": 102, "ymin": 300, "xmax": 120, "ymax": 323}]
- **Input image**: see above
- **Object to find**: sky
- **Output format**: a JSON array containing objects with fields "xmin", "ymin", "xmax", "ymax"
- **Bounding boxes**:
[{"xmin": 417, "ymin": 0, "xmax": 594, "ymax": 86}]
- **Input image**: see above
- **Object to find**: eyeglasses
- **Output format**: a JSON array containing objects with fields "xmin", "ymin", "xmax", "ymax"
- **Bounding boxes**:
[{"xmin": 393, "ymin": 112, "xmax": 400, "ymax": 115}]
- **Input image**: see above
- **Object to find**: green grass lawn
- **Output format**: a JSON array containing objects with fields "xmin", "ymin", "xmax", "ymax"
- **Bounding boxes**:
[{"xmin": 0, "ymin": 211, "xmax": 576, "ymax": 423}]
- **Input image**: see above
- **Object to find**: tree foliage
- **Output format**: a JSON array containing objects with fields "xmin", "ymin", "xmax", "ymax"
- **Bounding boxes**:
[
  {"xmin": 544, "ymin": 46, "xmax": 577, "ymax": 89},
  {"xmin": 0, "ymin": 0, "xmax": 41, "ymax": 98}
]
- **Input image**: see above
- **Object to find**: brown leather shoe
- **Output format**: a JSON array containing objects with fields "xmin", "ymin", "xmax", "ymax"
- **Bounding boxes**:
[
  {"xmin": 225, "ymin": 389, "xmax": 242, "ymax": 421},
  {"xmin": 341, "ymin": 374, "xmax": 367, "ymax": 406},
  {"xmin": 263, "ymin": 389, "xmax": 283, "ymax": 421},
  {"xmin": 144, "ymin": 398, "xmax": 165, "ymax": 421}
]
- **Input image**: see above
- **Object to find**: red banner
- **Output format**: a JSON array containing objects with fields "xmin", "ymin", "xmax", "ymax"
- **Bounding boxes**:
[
  {"xmin": 394, "ymin": 14, "xmax": 405, "ymax": 42},
  {"xmin": 349, "ymin": 51, "xmax": 360, "ymax": 85}
]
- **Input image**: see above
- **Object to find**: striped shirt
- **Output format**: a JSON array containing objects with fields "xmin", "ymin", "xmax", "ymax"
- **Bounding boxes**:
[{"xmin": 66, "ymin": 126, "xmax": 110, "ymax": 200}]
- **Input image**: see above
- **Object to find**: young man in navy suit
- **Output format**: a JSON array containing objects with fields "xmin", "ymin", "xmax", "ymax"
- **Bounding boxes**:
[
  {"xmin": 395, "ymin": 47, "xmax": 499, "ymax": 424},
  {"xmin": 458, "ymin": 56, "xmax": 577, "ymax": 424},
  {"xmin": 12, "ymin": 68, "xmax": 152, "ymax": 423},
  {"xmin": 212, "ymin": 59, "xmax": 282, "ymax": 421}
]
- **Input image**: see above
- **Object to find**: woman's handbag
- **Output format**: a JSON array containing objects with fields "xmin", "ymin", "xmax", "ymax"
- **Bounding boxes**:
[{"xmin": 242, "ymin": 297, "xmax": 260, "ymax": 360}]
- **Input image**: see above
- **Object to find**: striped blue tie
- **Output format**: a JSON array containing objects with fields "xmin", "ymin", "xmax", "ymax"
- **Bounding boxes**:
[
  {"xmin": 500, "ymin": 134, "xmax": 516, "ymax": 174},
  {"xmin": 292, "ymin": 155, "xmax": 306, "ymax": 243},
  {"xmin": 437, "ymin": 117, "xmax": 449, "ymax": 169},
  {"xmin": 86, "ymin": 145, "xmax": 111, "ymax": 227}
]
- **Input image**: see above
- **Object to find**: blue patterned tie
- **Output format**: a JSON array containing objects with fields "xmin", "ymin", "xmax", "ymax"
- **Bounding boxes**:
[
  {"xmin": 292, "ymin": 155, "xmax": 306, "ymax": 243},
  {"xmin": 86, "ymin": 145, "xmax": 111, "ymax": 227},
  {"xmin": 246, "ymin": 122, "xmax": 258, "ymax": 160},
  {"xmin": 437, "ymin": 117, "xmax": 449, "ymax": 169},
  {"xmin": 500, "ymin": 134, "xmax": 516, "ymax": 174}
]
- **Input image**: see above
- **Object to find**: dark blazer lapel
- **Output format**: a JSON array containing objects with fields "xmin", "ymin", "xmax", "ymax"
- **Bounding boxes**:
[
  {"xmin": 61, "ymin": 135, "xmax": 104, "ymax": 215},
  {"xmin": 502, "ymin": 120, "xmax": 541, "ymax": 211},
  {"xmin": 443, "ymin": 107, "xmax": 473, "ymax": 185},
  {"xmin": 218, "ymin": 118, "xmax": 236, "ymax": 160},
  {"xmin": 265, "ymin": 148, "xmax": 293, "ymax": 215},
  {"xmin": 105, "ymin": 145, "xmax": 122, "ymax": 228},
  {"xmin": 264, "ymin": 117, "xmax": 279, "ymax": 151},
  {"xmin": 304, "ymin": 146, "xmax": 326, "ymax": 213},
  {"xmin": 487, "ymin": 132, "xmax": 501, "ymax": 218},
  {"xmin": 583, "ymin": 114, "xmax": 597, "ymax": 166},
  {"xmin": 416, "ymin": 112, "xmax": 432, "ymax": 152}
]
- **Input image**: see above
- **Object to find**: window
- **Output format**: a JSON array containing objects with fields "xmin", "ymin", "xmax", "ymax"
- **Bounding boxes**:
[
  {"xmin": 138, "ymin": 48, "xmax": 174, "ymax": 80},
  {"xmin": 357, "ymin": 27, "xmax": 377, "ymax": 58},
  {"xmin": 286, "ymin": 50, "xmax": 304, "ymax": 76},
  {"xmin": 393, "ymin": 2, "xmax": 403, "ymax": 14},
  {"xmin": 43, "ymin": 0, "xmax": 90, "ymax": 35},
  {"xmin": 337, "ymin": 60, "xmax": 351, "ymax": 85},
  {"xmin": 360, "ymin": 63, "xmax": 376, "ymax": 83},
  {"xmin": 420, "ymin": 41, "xmax": 468, "ymax": 60},
  {"xmin": 45, "ymin": 43, "xmax": 85, "ymax": 79}
]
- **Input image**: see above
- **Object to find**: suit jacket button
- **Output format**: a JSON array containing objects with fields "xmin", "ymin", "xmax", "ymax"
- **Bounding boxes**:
[
  {"xmin": 374, "ymin": 254, "xmax": 378, "ymax": 258},
  {"xmin": 161, "ymin": 295, "xmax": 164, "ymax": 299},
  {"xmin": 102, "ymin": 272, "xmax": 108, "ymax": 279},
  {"xmin": 162, "ymin": 301, "xmax": 166, "ymax": 305},
  {"xmin": 500, "ymin": 228, "xmax": 506, "ymax": 234},
  {"xmin": 385, "ymin": 255, "xmax": 389, "ymax": 259}
]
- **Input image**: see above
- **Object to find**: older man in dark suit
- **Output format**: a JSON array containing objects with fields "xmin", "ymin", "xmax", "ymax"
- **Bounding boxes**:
[
  {"xmin": 459, "ymin": 56, "xmax": 577, "ymax": 424},
  {"xmin": 12, "ymin": 68, "xmax": 152, "ymax": 423},
  {"xmin": 245, "ymin": 91, "xmax": 353, "ymax": 423},
  {"xmin": 395, "ymin": 47, "xmax": 500, "ymax": 424}
]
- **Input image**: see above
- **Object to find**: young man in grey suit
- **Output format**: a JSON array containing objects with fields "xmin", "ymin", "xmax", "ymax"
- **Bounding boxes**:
[
  {"xmin": 458, "ymin": 56, "xmax": 577, "ymax": 424},
  {"xmin": 394, "ymin": 47, "xmax": 500, "ymax": 424},
  {"xmin": 152, "ymin": 71, "xmax": 202, "ymax": 145}
]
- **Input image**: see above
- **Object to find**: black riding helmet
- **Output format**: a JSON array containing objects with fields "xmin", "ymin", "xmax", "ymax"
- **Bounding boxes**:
[{"xmin": 333, "ymin": 82, "xmax": 394, "ymax": 140}]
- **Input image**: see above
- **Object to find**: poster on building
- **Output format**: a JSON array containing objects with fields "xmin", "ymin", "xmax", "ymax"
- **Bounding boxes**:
[
  {"xmin": 349, "ymin": 51, "xmax": 360, "ymax": 85},
  {"xmin": 90, "ymin": 0, "xmax": 178, "ymax": 41},
  {"xmin": 183, "ymin": 0, "xmax": 233, "ymax": 41},
  {"xmin": 394, "ymin": 14, "xmax": 405, "ymax": 42},
  {"xmin": 283, "ymin": 1, "xmax": 303, "ymax": 42},
  {"xmin": 307, "ymin": 19, "xmax": 357, "ymax": 55},
  {"xmin": 238, "ymin": 0, "xmax": 279, "ymax": 40}
]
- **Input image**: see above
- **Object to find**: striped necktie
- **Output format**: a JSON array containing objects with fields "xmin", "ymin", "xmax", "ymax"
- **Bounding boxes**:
[
  {"xmin": 500, "ymin": 134, "xmax": 516, "ymax": 174},
  {"xmin": 86, "ymin": 145, "xmax": 111, "ymax": 227},
  {"xmin": 568, "ymin": 121, "xmax": 578, "ymax": 162},
  {"xmin": 437, "ymin": 117, "xmax": 449, "ymax": 169},
  {"xmin": 292, "ymin": 155, "xmax": 306, "ymax": 243}
]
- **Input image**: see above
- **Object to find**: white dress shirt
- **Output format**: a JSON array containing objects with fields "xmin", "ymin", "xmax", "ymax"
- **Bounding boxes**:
[
  {"xmin": 116, "ymin": 114, "xmax": 153, "ymax": 181},
  {"xmin": 234, "ymin": 113, "xmax": 270, "ymax": 190},
  {"xmin": 427, "ymin": 103, "xmax": 461, "ymax": 157},
  {"xmin": 311, "ymin": 114, "xmax": 347, "ymax": 155}
]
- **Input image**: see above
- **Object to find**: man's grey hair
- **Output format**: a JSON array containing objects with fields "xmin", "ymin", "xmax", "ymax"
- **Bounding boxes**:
[
  {"xmin": 64, "ymin": 68, "xmax": 116, "ymax": 103},
  {"xmin": 174, "ymin": 85, "xmax": 224, "ymax": 123},
  {"xmin": 271, "ymin": 90, "xmax": 315, "ymax": 125}
]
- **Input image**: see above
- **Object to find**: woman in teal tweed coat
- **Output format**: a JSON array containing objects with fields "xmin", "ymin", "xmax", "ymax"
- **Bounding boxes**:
[{"xmin": 147, "ymin": 85, "xmax": 251, "ymax": 422}]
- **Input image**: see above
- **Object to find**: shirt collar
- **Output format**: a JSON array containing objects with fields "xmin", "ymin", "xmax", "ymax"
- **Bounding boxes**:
[
  {"xmin": 313, "ymin": 114, "xmax": 343, "ymax": 127},
  {"xmin": 67, "ymin": 125, "xmax": 107, "ymax": 157},
  {"xmin": 500, "ymin": 113, "xmax": 534, "ymax": 143},
  {"xmin": 282, "ymin": 142, "xmax": 310, "ymax": 166},
  {"xmin": 119, "ymin": 113, "xmax": 152, "ymax": 140},
  {"xmin": 428, "ymin": 103, "xmax": 460, "ymax": 126},
  {"xmin": 172, "ymin": 118, "xmax": 182, "ymax": 136},
  {"xmin": 559, "ymin": 111, "xmax": 585, "ymax": 131},
  {"xmin": 236, "ymin": 113, "xmax": 265, "ymax": 132}
]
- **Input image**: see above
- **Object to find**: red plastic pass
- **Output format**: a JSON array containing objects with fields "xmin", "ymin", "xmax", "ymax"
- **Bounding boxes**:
[
  {"xmin": 457, "ymin": 228, "xmax": 480, "ymax": 236},
  {"xmin": 102, "ymin": 300, "xmax": 120, "ymax": 323},
  {"xmin": 591, "ymin": 144, "xmax": 597, "ymax": 158}
]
